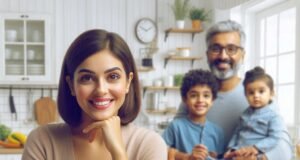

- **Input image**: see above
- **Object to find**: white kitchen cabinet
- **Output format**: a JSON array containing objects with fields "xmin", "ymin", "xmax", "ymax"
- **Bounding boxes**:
[{"xmin": 0, "ymin": 14, "xmax": 53, "ymax": 85}]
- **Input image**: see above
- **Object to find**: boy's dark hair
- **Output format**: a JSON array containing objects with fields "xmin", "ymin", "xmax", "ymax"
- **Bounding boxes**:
[
  {"xmin": 180, "ymin": 69, "xmax": 219, "ymax": 100},
  {"xmin": 243, "ymin": 66, "xmax": 274, "ymax": 92}
]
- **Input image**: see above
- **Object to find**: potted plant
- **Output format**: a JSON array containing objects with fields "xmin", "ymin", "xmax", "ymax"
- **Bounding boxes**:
[
  {"xmin": 189, "ymin": 7, "xmax": 211, "ymax": 29},
  {"xmin": 174, "ymin": 74, "xmax": 184, "ymax": 86},
  {"xmin": 170, "ymin": 0, "xmax": 190, "ymax": 29}
]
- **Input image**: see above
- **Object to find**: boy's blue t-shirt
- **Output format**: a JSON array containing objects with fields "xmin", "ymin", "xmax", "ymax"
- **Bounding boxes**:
[{"xmin": 162, "ymin": 117, "xmax": 225, "ymax": 154}]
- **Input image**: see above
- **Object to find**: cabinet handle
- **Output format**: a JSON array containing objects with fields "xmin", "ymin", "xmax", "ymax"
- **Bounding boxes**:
[{"xmin": 21, "ymin": 77, "xmax": 30, "ymax": 81}]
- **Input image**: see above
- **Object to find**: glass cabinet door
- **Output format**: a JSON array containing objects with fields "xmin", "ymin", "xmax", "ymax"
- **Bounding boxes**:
[
  {"xmin": 2, "ymin": 14, "xmax": 49, "ymax": 83},
  {"xmin": 26, "ymin": 20, "xmax": 45, "ymax": 76},
  {"xmin": 0, "ymin": 13, "xmax": 51, "ymax": 85},
  {"xmin": 5, "ymin": 19, "xmax": 25, "ymax": 76}
]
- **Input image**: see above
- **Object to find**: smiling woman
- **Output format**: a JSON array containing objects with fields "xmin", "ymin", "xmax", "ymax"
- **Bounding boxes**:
[{"xmin": 21, "ymin": 29, "xmax": 167, "ymax": 160}]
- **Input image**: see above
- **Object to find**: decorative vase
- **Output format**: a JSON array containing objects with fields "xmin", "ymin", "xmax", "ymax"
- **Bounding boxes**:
[
  {"xmin": 176, "ymin": 20, "xmax": 185, "ymax": 29},
  {"xmin": 192, "ymin": 20, "xmax": 202, "ymax": 29}
]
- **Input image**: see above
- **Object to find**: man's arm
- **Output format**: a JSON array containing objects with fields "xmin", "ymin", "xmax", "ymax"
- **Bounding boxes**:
[
  {"xmin": 264, "ymin": 132, "xmax": 293, "ymax": 160},
  {"xmin": 254, "ymin": 116, "xmax": 286, "ymax": 152},
  {"xmin": 231, "ymin": 137, "xmax": 292, "ymax": 160}
]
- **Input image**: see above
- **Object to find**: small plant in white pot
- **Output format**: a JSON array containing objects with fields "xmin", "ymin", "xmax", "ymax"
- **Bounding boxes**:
[{"xmin": 170, "ymin": 0, "xmax": 190, "ymax": 29}]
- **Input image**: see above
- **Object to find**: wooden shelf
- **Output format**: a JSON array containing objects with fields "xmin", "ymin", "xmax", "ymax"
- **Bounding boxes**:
[
  {"xmin": 164, "ymin": 28, "xmax": 203, "ymax": 42},
  {"xmin": 143, "ymin": 86, "xmax": 180, "ymax": 91},
  {"xmin": 0, "ymin": 147, "xmax": 23, "ymax": 154},
  {"xmin": 146, "ymin": 108, "xmax": 177, "ymax": 115},
  {"xmin": 164, "ymin": 55, "xmax": 202, "ymax": 68},
  {"xmin": 143, "ymin": 86, "xmax": 179, "ymax": 97},
  {"xmin": 137, "ymin": 66, "xmax": 154, "ymax": 72}
]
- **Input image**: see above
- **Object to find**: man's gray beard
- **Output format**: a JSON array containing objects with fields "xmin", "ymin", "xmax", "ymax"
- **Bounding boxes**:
[{"xmin": 210, "ymin": 62, "xmax": 242, "ymax": 80}]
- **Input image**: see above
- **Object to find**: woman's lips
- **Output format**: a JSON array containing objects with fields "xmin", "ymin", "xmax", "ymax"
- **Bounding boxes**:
[{"xmin": 91, "ymin": 99, "xmax": 113, "ymax": 110}]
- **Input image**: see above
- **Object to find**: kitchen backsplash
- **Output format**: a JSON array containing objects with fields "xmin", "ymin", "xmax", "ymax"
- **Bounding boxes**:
[
  {"xmin": 0, "ymin": 88, "xmax": 59, "ymax": 134},
  {"xmin": 0, "ymin": 88, "xmax": 59, "ymax": 159}
]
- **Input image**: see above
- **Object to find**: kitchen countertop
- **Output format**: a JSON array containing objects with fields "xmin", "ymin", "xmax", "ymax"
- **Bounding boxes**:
[{"xmin": 0, "ymin": 147, "xmax": 23, "ymax": 154}]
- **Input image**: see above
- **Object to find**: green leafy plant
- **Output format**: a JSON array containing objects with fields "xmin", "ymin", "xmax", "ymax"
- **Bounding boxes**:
[
  {"xmin": 174, "ymin": 74, "xmax": 184, "ymax": 86},
  {"xmin": 189, "ymin": 7, "xmax": 211, "ymax": 22},
  {"xmin": 170, "ymin": 0, "xmax": 190, "ymax": 20},
  {"xmin": 0, "ymin": 124, "xmax": 12, "ymax": 140}
]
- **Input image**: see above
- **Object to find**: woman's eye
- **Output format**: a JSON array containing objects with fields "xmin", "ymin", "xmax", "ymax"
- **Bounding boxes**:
[
  {"xmin": 108, "ymin": 73, "xmax": 120, "ymax": 80},
  {"xmin": 79, "ymin": 75, "xmax": 94, "ymax": 83}
]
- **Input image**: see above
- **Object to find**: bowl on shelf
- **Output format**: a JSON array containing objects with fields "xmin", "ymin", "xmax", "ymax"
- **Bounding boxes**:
[
  {"xmin": 176, "ymin": 47, "xmax": 191, "ymax": 57},
  {"xmin": 6, "ymin": 30, "xmax": 17, "ymax": 42}
]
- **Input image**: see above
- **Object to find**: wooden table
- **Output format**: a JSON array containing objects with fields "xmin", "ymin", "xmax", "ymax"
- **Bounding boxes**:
[{"xmin": 0, "ymin": 147, "xmax": 23, "ymax": 154}]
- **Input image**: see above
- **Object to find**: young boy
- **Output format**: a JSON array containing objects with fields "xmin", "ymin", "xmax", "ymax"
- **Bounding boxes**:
[
  {"xmin": 224, "ymin": 66, "xmax": 289, "ymax": 159},
  {"xmin": 162, "ymin": 69, "xmax": 225, "ymax": 160}
]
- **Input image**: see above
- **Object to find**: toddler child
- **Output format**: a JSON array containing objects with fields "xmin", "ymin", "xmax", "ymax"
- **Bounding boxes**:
[{"xmin": 224, "ymin": 66, "xmax": 289, "ymax": 159}]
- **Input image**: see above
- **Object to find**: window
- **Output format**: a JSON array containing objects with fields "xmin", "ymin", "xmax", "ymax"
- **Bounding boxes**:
[{"xmin": 255, "ymin": 4, "xmax": 296, "ymax": 125}]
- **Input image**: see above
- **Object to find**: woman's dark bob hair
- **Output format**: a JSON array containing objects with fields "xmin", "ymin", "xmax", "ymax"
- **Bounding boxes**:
[{"xmin": 58, "ymin": 29, "xmax": 141, "ymax": 127}]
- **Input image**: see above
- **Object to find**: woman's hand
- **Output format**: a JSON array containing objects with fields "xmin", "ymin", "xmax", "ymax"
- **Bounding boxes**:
[
  {"xmin": 187, "ymin": 144, "xmax": 208, "ymax": 160},
  {"xmin": 82, "ymin": 116, "xmax": 127, "ymax": 159}
]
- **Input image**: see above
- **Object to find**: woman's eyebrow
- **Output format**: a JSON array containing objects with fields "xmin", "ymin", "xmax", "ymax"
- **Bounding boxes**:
[
  {"xmin": 78, "ymin": 68, "xmax": 94, "ymax": 74},
  {"xmin": 104, "ymin": 67, "xmax": 122, "ymax": 73},
  {"xmin": 77, "ymin": 67, "xmax": 122, "ymax": 74}
]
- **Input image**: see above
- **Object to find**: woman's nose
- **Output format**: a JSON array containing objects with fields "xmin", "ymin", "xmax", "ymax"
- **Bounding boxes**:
[{"xmin": 95, "ymin": 80, "xmax": 108, "ymax": 95}]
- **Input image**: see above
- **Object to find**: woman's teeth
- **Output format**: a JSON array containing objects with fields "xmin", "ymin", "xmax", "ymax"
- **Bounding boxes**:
[{"xmin": 94, "ymin": 101, "xmax": 110, "ymax": 106}]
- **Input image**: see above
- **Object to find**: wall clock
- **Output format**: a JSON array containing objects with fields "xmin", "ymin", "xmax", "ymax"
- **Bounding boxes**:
[{"xmin": 135, "ymin": 18, "xmax": 158, "ymax": 44}]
